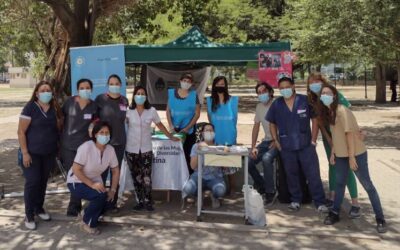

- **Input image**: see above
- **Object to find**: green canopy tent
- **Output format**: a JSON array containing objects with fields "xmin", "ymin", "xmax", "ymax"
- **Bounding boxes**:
[{"xmin": 125, "ymin": 26, "xmax": 291, "ymax": 68}]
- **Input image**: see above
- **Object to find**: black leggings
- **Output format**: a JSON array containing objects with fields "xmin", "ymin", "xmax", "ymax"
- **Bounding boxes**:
[{"xmin": 183, "ymin": 131, "xmax": 196, "ymax": 175}]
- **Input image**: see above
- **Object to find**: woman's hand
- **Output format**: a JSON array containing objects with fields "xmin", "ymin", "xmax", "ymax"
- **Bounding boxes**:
[
  {"xmin": 91, "ymin": 182, "xmax": 106, "ymax": 193},
  {"xmin": 349, "ymin": 156, "xmax": 358, "ymax": 171},
  {"xmin": 22, "ymin": 152, "xmax": 32, "ymax": 168},
  {"xmin": 170, "ymin": 136, "xmax": 181, "ymax": 142},
  {"xmin": 250, "ymin": 147, "xmax": 258, "ymax": 159},
  {"xmin": 272, "ymin": 141, "xmax": 282, "ymax": 151},
  {"xmin": 107, "ymin": 190, "xmax": 116, "ymax": 202},
  {"xmin": 329, "ymin": 152, "xmax": 336, "ymax": 165}
]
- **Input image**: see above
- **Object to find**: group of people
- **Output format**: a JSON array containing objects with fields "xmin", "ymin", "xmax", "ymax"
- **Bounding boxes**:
[
  {"xmin": 17, "ymin": 71, "xmax": 387, "ymax": 234},
  {"xmin": 249, "ymin": 73, "xmax": 386, "ymax": 233}
]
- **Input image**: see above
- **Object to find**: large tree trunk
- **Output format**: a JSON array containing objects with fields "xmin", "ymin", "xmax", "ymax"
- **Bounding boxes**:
[{"xmin": 375, "ymin": 61, "xmax": 386, "ymax": 103}]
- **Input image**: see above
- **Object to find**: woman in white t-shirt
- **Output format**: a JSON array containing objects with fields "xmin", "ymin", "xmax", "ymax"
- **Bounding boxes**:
[
  {"xmin": 67, "ymin": 121, "xmax": 120, "ymax": 235},
  {"xmin": 126, "ymin": 86, "xmax": 179, "ymax": 211}
]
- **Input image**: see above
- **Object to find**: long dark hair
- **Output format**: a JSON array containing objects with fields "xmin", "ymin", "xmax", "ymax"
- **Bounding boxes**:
[
  {"xmin": 130, "ymin": 85, "xmax": 151, "ymax": 109},
  {"xmin": 319, "ymin": 84, "xmax": 339, "ymax": 126},
  {"xmin": 30, "ymin": 81, "xmax": 63, "ymax": 128},
  {"xmin": 307, "ymin": 72, "xmax": 328, "ymax": 116},
  {"xmin": 211, "ymin": 76, "xmax": 230, "ymax": 112}
]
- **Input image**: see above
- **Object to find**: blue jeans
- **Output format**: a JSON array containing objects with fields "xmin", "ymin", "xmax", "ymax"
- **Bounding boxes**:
[
  {"xmin": 248, "ymin": 140, "xmax": 278, "ymax": 194},
  {"xmin": 183, "ymin": 172, "xmax": 226, "ymax": 198},
  {"xmin": 280, "ymin": 145, "xmax": 326, "ymax": 207},
  {"xmin": 333, "ymin": 152, "xmax": 384, "ymax": 220},
  {"xmin": 68, "ymin": 183, "xmax": 108, "ymax": 228}
]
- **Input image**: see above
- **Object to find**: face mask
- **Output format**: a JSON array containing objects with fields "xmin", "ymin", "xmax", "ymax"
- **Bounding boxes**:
[
  {"xmin": 214, "ymin": 86, "xmax": 225, "ymax": 93},
  {"xmin": 78, "ymin": 89, "xmax": 91, "ymax": 100},
  {"xmin": 320, "ymin": 94, "xmax": 334, "ymax": 106},
  {"xmin": 96, "ymin": 134, "xmax": 110, "ymax": 145},
  {"xmin": 309, "ymin": 82, "xmax": 322, "ymax": 94},
  {"xmin": 109, "ymin": 85, "xmax": 121, "ymax": 94},
  {"xmin": 180, "ymin": 81, "xmax": 192, "ymax": 90},
  {"xmin": 38, "ymin": 92, "xmax": 52, "ymax": 104},
  {"xmin": 203, "ymin": 131, "xmax": 215, "ymax": 142},
  {"xmin": 280, "ymin": 88, "xmax": 293, "ymax": 99},
  {"xmin": 258, "ymin": 93, "xmax": 270, "ymax": 103},
  {"xmin": 134, "ymin": 95, "xmax": 146, "ymax": 105}
]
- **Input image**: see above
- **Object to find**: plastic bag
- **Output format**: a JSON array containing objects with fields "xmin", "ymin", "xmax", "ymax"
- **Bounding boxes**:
[
  {"xmin": 118, "ymin": 158, "xmax": 135, "ymax": 198},
  {"xmin": 243, "ymin": 185, "xmax": 267, "ymax": 226}
]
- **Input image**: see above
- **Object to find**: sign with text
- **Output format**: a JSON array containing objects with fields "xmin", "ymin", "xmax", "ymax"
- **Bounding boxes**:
[
  {"xmin": 70, "ymin": 44, "xmax": 127, "ymax": 99},
  {"xmin": 151, "ymin": 140, "xmax": 189, "ymax": 191},
  {"xmin": 258, "ymin": 51, "xmax": 293, "ymax": 87}
]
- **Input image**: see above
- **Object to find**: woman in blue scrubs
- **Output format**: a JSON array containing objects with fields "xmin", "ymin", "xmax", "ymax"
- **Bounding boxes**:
[{"xmin": 266, "ymin": 77, "xmax": 327, "ymax": 212}]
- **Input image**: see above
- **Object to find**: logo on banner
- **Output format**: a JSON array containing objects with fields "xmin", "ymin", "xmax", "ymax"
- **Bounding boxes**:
[
  {"xmin": 155, "ymin": 77, "xmax": 166, "ymax": 91},
  {"xmin": 75, "ymin": 56, "xmax": 85, "ymax": 66}
]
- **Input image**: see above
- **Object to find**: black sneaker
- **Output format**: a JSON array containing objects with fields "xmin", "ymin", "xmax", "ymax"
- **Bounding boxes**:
[
  {"xmin": 349, "ymin": 206, "xmax": 361, "ymax": 219},
  {"xmin": 325, "ymin": 199, "xmax": 334, "ymax": 209},
  {"xmin": 376, "ymin": 219, "xmax": 387, "ymax": 234},
  {"xmin": 324, "ymin": 211, "xmax": 340, "ymax": 225},
  {"xmin": 66, "ymin": 209, "xmax": 79, "ymax": 217},
  {"xmin": 133, "ymin": 203, "xmax": 144, "ymax": 211},
  {"xmin": 264, "ymin": 193, "xmax": 277, "ymax": 206}
]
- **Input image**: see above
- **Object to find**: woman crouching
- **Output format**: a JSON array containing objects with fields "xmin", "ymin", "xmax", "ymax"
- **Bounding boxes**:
[{"xmin": 67, "ymin": 121, "xmax": 120, "ymax": 235}]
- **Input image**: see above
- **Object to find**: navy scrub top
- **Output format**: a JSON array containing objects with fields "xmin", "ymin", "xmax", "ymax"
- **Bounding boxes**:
[
  {"xmin": 21, "ymin": 101, "xmax": 59, "ymax": 155},
  {"xmin": 61, "ymin": 96, "xmax": 98, "ymax": 151},
  {"xmin": 266, "ymin": 94, "xmax": 315, "ymax": 151}
]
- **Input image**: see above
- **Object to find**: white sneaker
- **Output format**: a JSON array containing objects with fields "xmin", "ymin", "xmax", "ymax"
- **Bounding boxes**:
[
  {"xmin": 288, "ymin": 202, "xmax": 300, "ymax": 211},
  {"xmin": 317, "ymin": 205, "xmax": 329, "ymax": 213},
  {"xmin": 211, "ymin": 195, "xmax": 221, "ymax": 209},
  {"xmin": 25, "ymin": 218, "xmax": 36, "ymax": 230},
  {"xmin": 37, "ymin": 212, "xmax": 51, "ymax": 221}
]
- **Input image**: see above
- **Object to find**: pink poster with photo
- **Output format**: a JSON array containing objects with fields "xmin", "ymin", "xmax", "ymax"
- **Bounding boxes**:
[{"xmin": 258, "ymin": 51, "xmax": 293, "ymax": 87}]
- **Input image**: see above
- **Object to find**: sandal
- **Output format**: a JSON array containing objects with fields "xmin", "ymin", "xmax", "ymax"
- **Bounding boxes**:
[{"xmin": 80, "ymin": 223, "xmax": 101, "ymax": 235}]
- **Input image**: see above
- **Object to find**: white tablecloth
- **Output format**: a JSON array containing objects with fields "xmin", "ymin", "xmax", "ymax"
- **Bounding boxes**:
[{"xmin": 151, "ymin": 139, "xmax": 189, "ymax": 190}]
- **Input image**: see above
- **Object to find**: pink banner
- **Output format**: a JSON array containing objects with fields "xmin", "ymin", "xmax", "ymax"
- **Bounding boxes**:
[{"xmin": 258, "ymin": 51, "xmax": 293, "ymax": 87}]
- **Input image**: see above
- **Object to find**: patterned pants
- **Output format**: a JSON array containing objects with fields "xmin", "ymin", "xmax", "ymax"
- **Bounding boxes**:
[{"xmin": 126, "ymin": 151, "xmax": 153, "ymax": 204}]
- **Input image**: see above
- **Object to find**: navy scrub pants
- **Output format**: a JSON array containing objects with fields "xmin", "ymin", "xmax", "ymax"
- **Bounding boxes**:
[
  {"xmin": 67, "ymin": 183, "xmax": 107, "ymax": 228},
  {"xmin": 23, "ymin": 153, "xmax": 55, "ymax": 220},
  {"xmin": 279, "ymin": 145, "xmax": 326, "ymax": 207}
]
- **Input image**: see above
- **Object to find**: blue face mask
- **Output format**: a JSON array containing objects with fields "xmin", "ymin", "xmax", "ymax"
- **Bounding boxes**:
[
  {"xmin": 309, "ymin": 82, "xmax": 322, "ymax": 94},
  {"xmin": 134, "ymin": 95, "xmax": 146, "ymax": 105},
  {"xmin": 96, "ymin": 134, "xmax": 110, "ymax": 145},
  {"xmin": 320, "ymin": 94, "xmax": 334, "ymax": 106},
  {"xmin": 78, "ymin": 89, "xmax": 92, "ymax": 100},
  {"xmin": 38, "ymin": 92, "xmax": 52, "ymax": 104},
  {"xmin": 109, "ymin": 85, "xmax": 121, "ymax": 94},
  {"xmin": 258, "ymin": 93, "xmax": 270, "ymax": 103},
  {"xmin": 280, "ymin": 88, "xmax": 293, "ymax": 99}
]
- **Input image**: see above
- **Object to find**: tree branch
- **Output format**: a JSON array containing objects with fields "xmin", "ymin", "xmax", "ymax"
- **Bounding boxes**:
[{"xmin": 37, "ymin": 0, "xmax": 76, "ymax": 36}]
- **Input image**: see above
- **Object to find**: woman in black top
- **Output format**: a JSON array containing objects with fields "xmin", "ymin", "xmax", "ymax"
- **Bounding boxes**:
[
  {"xmin": 61, "ymin": 78, "xmax": 98, "ymax": 216},
  {"xmin": 17, "ymin": 81, "xmax": 62, "ymax": 230},
  {"xmin": 95, "ymin": 74, "xmax": 128, "ymax": 210}
]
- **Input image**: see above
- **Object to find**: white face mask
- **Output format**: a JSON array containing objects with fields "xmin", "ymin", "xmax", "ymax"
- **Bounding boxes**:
[
  {"xmin": 180, "ymin": 81, "xmax": 192, "ymax": 90},
  {"xmin": 203, "ymin": 131, "xmax": 215, "ymax": 142}
]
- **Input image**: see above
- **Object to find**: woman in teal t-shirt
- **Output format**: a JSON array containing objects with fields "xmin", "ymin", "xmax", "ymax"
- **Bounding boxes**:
[{"xmin": 307, "ymin": 72, "xmax": 360, "ymax": 218}]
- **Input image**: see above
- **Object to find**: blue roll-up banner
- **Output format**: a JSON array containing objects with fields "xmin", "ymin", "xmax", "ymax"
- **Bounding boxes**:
[{"xmin": 70, "ymin": 44, "xmax": 126, "ymax": 99}]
